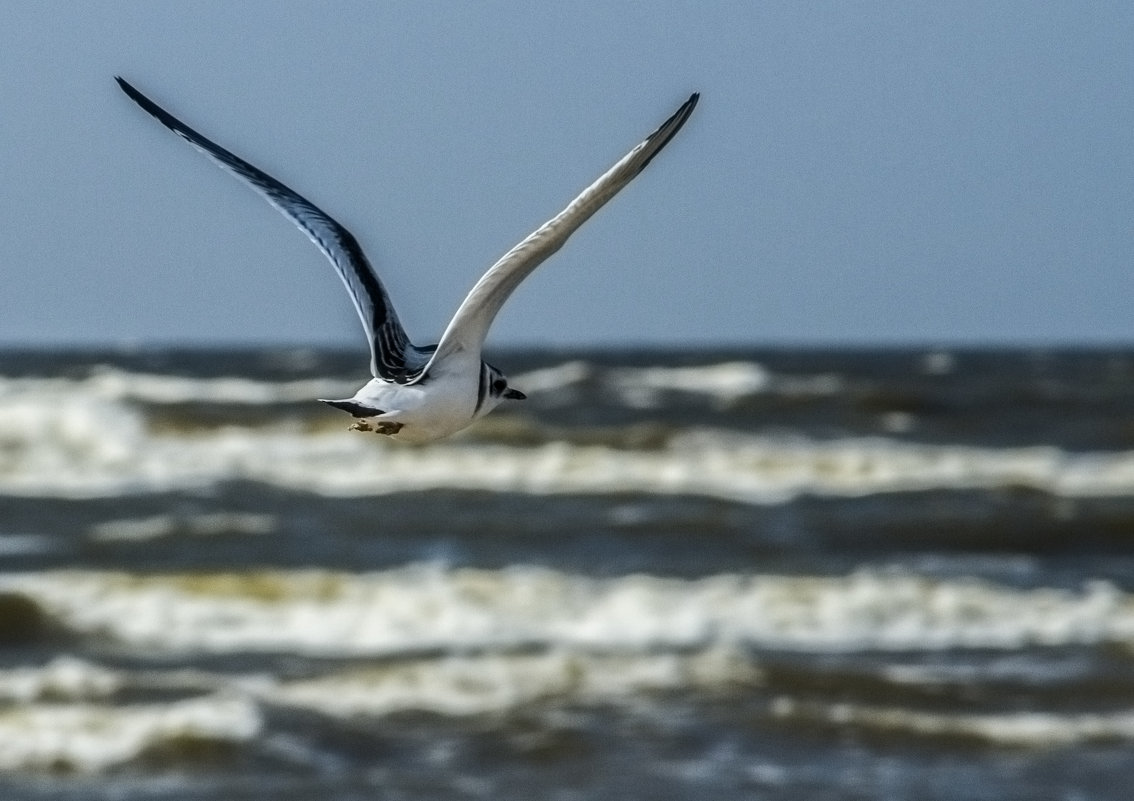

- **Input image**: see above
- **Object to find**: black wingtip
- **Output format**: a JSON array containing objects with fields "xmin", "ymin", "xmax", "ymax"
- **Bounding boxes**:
[
  {"xmin": 115, "ymin": 76, "xmax": 159, "ymax": 114},
  {"xmin": 676, "ymin": 92, "xmax": 700, "ymax": 130},
  {"xmin": 116, "ymin": 76, "xmax": 158, "ymax": 116},
  {"xmin": 115, "ymin": 75, "xmax": 140, "ymax": 100},
  {"xmin": 676, "ymin": 92, "xmax": 700, "ymax": 126},
  {"xmin": 637, "ymin": 91, "xmax": 700, "ymax": 173},
  {"xmin": 114, "ymin": 75, "xmax": 211, "ymax": 148},
  {"xmin": 660, "ymin": 92, "xmax": 699, "ymax": 137}
]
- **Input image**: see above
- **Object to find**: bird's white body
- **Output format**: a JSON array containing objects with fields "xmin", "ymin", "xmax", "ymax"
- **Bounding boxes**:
[
  {"xmin": 351, "ymin": 355, "xmax": 487, "ymax": 443},
  {"xmin": 117, "ymin": 78, "xmax": 697, "ymax": 442}
]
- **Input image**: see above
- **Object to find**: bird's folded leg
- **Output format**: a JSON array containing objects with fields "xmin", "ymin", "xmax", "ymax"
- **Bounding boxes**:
[{"xmin": 348, "ymin": 419, "xmax": 403, "ymax": 435}]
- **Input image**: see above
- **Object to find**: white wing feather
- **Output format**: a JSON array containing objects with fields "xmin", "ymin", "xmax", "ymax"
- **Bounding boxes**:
[{"xmin": 415, "ymin": 93, "xmax": 699, "ymax": 379}]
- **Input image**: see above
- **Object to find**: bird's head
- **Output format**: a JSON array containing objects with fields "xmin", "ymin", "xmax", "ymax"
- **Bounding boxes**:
[{"xmin": 485, "ymin": 363, "xmax": 526, "ymax": 405}]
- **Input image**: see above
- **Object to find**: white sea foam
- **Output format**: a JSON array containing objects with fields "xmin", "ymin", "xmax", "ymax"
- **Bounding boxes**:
[
  {"xmin": 270, "ymin": 648, "xmax": 758, "ymax": 718},
  {"xmin": 5, "ymin": 369, "xmax": 1134, "ymax": 502},
  {"xmin": 0, "ymin": 359, "xmax": 828, "ymax": 416},
  {"xmin": 771, "ymin": 696, "xmax": 1134, "ymax": 747},
  {"xmin": 89, "ymin": 513, "xmax": 275, "ymax": 542},
  {"xmin": 605, "ymin": 362, "xmax": 843, "ymax": 409},
  {"xmin": 609, "ymin": 362, "xmax": 772, "ymax": 407},
  {"xmin": 0, "ymin": 368, "xmax": 358, "ymax": 406},
  {"xmin": 511, "ymin": 360, "xmax": 594, "ymax": 394},
  {"xmin": 2, "ymin": 360, "xmax": 786, "ymax": 410},
  {"xmin": 0, "ymin": 651, "xmax": 1124, "ymax": 774},
  {"xmin": 920, "ymin": 350, "xmax": 957, "ymax": 376},
  {"xmin": 0, "ymin": 649, "xmax": 747, "ymax": 741},
  {"xmin": 3, "ymin": 568, "xmax": 1132, "ymax": 657},
  {"xmin": 0, "ymin": 382, "xmax": 1127, "ymax": 502},
  {"xmin": 0, "ymin": 657, "xmax": 121, "ymax": 703},
  {"xmin": 0, "ymin": 693, "xmax": 260, "ymax": 772}
]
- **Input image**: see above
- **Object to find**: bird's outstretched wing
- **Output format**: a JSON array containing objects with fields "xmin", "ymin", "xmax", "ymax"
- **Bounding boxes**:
[
  {"xmin": 116, "ymin": 77, "xmax": 419, "ymax": 381},
  {"xmin": 415, "ymin": 93, "xmax": 699, "ymax": 381}
]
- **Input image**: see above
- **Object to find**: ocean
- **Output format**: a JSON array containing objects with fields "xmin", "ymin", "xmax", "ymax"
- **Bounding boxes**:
[{"xmin": 0, "ymin": 346, "xmax": 1132, "ymax": 800}]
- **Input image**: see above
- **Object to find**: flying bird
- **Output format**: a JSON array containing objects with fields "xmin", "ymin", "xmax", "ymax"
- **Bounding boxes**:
[{"xmin": 116, "ymin": 77, "xmax": 698, "ymax": 443}]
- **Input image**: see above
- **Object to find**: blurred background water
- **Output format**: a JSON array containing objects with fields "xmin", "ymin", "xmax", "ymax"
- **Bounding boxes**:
[{"xmin": 1, "ymin": 346, "xmax": 1133, "ymax": 800}]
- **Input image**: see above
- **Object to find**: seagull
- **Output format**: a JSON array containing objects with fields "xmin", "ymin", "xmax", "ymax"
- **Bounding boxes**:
[{"xmin": 116, "ymin": 77, "xmax": 698, "ymax": 443}]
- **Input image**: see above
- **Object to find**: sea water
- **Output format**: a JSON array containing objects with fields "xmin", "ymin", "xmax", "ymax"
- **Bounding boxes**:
[{"xmin": 0, "ymin": 347, "xmax": 1132, "ymax": 799}]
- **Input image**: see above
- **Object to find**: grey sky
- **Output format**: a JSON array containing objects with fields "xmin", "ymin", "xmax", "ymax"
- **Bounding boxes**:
[{"xmin": 2, "ymin": 2, "xmax": 1132, "ymax": 348}]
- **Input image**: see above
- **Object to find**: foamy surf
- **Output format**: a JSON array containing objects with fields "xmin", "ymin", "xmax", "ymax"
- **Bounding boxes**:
[
  {"xmin": 269, "ymin": 648, "xmax": 758, "ymax": 718},
  {"xmin": 0, "ymin": 368, "xmax": 359, "ymax": 406},
  {"xmin": 0, "ymin": 656, "xmax": 121, "ymax": 703},
  {"xmin": 2, "ymin": 647, "xmax": 1127, "ymax": 778},
  {"xmin": 771, "ymin": 697, "xmax": 1134, "ymax": 748},
  {"xmin": 89, "ymin": 512, "xmax": 276, "ymax": 542},
  {"xmin": 5, "ymin": 386, "xmax": 1134, "ymax": 501},
  {"xmin": 6, "ymin": 357, "xmax": 1134, "ymax": 502},
  {"xmin": 5, "ymin": 348, "xmax": 1134, "ymax": 796},
  {"xmin": 3, "ymin": 567, "xmax": 1132, "ymax": 656},
  {"xmin": 0, "ymin": 359, "xmax": 801, "ymax": 410},
  {"xmin": 603, "ymin": 362, "xmax": 842, "ymax": 409},
  {"xmin": 0, "ymin": 693, "xmax": 260, "ymax": 772}
]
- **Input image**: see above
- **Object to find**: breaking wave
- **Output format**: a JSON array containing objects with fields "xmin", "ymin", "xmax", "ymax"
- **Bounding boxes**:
[
  {"xmin": 3, "ymin": 393, "xmax": 1134, "ymax": 501},
  {"xmin": 3, "ymin": 567, "xmax": 1131, "ymax": 657},
  {"xmin": 6, "ymin": 359, "xmax": 1133, "ymax": 502},
  {"xmin": 0, "ymin": 692, "xmax": 260, "ymax": 772},
  {"xmin": 0, "ymin": 367, "xmax": 1130, "ymax": 503},
  {"xmin": 769, "ymin": 697, "xmax": 1134, "ymax": 748}
]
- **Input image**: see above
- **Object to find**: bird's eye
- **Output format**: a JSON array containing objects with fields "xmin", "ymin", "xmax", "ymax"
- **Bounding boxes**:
[{"xmin": 492, "ymin": 379, "xmax": 507, "ymax": 393}]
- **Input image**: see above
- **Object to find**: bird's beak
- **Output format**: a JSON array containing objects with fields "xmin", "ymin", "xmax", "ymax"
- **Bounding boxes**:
[{"xmin": 504, "ymin": 388, "xmax": 527, "ymax": 401}]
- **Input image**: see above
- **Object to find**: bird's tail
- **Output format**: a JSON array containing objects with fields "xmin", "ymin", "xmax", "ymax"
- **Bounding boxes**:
[{"xmin": 319, "ymin": 399, "xmax": 384, "ymax": 418}]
